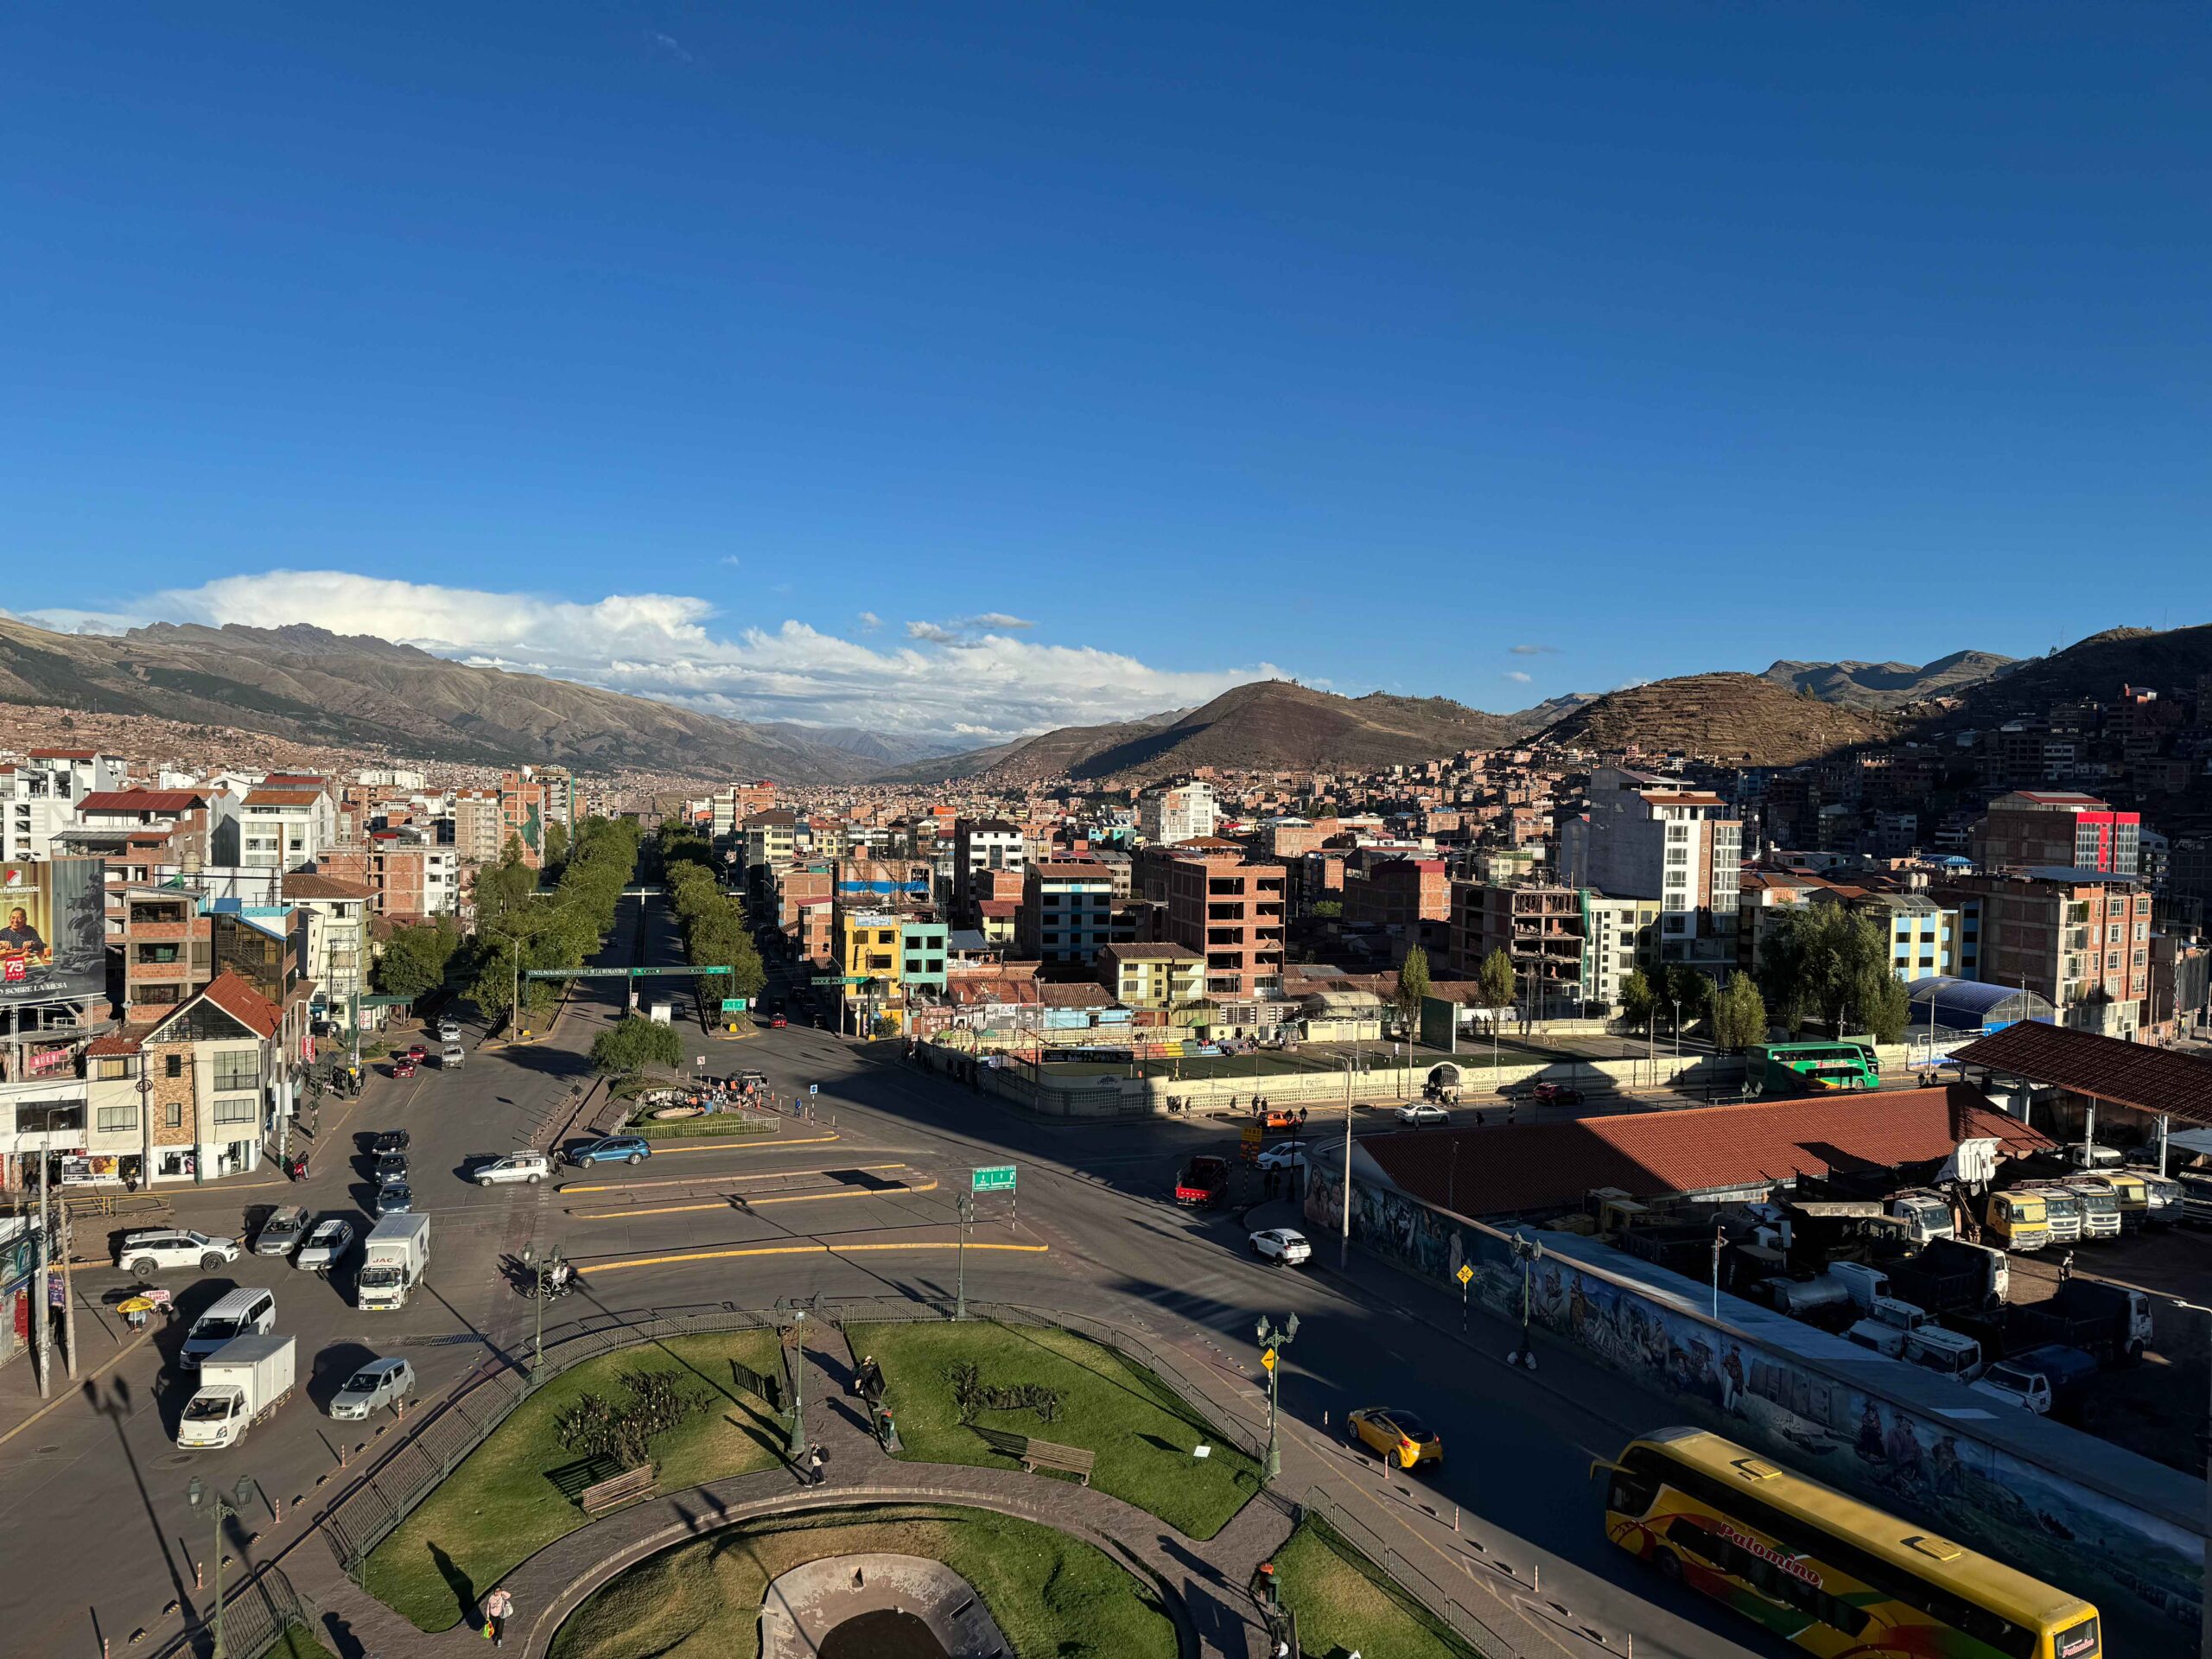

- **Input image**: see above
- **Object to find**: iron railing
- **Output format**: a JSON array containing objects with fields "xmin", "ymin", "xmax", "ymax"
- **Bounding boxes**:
[{"xmin": 150, "ymin": 1565, "xmax": 315, "ymax": 1659}]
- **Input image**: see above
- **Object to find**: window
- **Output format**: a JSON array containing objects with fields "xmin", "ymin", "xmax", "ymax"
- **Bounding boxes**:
[
  {"xmin": 96, "ymin": 1104, "xmax": 138, "ymax": 1135},
  {"xmin": 165, "ymin": 1102, "xmax": 182, "ymax": 1128},
  {"xmin": 212, "ymin": 1096, "xmax": 255, "ymax": 1125},
  {"xmin": 213, "ymin": 1052, "xmax": 257, "ymax": 1093},
  {"xmin": 165, "ymin": 1053, "xmax": 182, "ymax": 1079}
]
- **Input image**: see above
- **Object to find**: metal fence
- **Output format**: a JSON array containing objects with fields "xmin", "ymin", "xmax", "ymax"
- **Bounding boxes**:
[{"xmin": 150, "ymin": 1565, "xmax": 315, "ymax": 1659}]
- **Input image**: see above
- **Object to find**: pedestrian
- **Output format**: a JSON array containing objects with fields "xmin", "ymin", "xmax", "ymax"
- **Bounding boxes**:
[
  {"xmin": 2057, "ymin": 1249, "xmax": 2075, "ymax": 1287},
  {"xmin": 1506, "ymin": 1099, "xmax": 1517, "ymax": 1123},
  {"xmin": 807, "ymin": 1442, "xmax": 827, "ymax": 1485},
  {"xmin": 1474, "ymin": 1110, "xmax": 1484, "ymax": 1128},
  {"xmin": 481, "ymin": 1586, "xmax": 514, "ymax": 1647}
]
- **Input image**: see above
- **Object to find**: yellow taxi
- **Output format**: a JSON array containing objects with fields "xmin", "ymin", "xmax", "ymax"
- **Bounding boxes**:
[{"xmin": 1346, "ymin": 1407, "xmax": 1443, "ymax": 1469}]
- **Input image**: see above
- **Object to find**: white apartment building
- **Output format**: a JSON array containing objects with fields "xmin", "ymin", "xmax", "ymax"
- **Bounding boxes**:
[
  {"xmin": 0, "ymin": 750, "xmax": 127, "ymax": 861},
  {"xmin": 229, "ymin": 785, "xmax": 338, "ymax": 873},
  {"xmin": 1561, "ymin": 766, "xmax": 1741, "ymax": 972},
  {"xmin": 1140, "ymin": 782, "xmax": 1219, "ymax": 845},
  {"xmin": 952, "ymin": 818, "xmax": 1027, "ymax": 923},
  {"xmin": 1581, "ymin": 892, "xmax": 1659, "ymax": 1007}
]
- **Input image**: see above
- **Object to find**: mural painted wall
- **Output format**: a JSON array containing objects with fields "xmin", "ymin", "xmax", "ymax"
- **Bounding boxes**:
[{"xmin": 1306, "ymin": 1161, "xmax": 2202, "ymax": 1637}]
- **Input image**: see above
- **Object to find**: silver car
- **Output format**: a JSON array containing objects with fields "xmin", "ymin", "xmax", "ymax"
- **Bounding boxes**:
[
  {"xmin": 475, "ymin": 1152, "xmax": 555, "ymax": 1186},
  {"xmin": 296, "ymin": 1217, "xmax": 356, "ymax": 1272},
  {"xmin": 328, "ymin": 1356, "xmax": 414, "ymax": 1421}
]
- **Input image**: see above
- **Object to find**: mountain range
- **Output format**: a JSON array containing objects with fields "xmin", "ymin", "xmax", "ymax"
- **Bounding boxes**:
[{"xmin": 0, "ymin": 609, "xmax": 2203, "ymax": 785}]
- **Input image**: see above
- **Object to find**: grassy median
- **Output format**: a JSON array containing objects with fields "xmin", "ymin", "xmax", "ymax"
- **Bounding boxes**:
[
  {"xmin": 550, "ymin": 1503, "xmax": 1176, "ymax": 1659},
  {"xmin": 628, "ymin": 1111, "xmax": 777, "ymax": 1140},
  {"xmin": 847, "ymin": 1319, "xmax": 1260, "ymax": 1539},
  {"xmin": 1273, "ymin": 1516, "xmax": 1488, "ymax": 1659},
  {"xmin": 364, "ymin": 1331, "xmax": 785, "ymax": 1631}
]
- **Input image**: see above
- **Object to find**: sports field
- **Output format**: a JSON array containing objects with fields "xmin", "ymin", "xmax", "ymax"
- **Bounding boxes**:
[{"xmin": 1032, "ymin": 1037, "xmax": 1557, "ymax": 1082}]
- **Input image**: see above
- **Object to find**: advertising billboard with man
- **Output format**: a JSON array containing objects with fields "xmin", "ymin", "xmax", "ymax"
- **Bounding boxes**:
[{"xmin": 0, "ymin": 859, "xmax": 106, "ymax": 1007}]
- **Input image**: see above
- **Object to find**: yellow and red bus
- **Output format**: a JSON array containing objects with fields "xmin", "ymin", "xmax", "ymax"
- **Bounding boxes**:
[{"xmin": 1594, "ymin": 1428, "xmax": 2099, "ymax": 1658}]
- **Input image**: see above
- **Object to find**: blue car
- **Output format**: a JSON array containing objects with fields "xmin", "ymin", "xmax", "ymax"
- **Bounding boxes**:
[{"xmin": 569, "ymin": 1135, "xmax": 651, "ymax": 1168}]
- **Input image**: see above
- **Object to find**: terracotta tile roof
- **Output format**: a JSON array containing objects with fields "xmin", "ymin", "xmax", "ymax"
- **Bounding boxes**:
[
  {"xmin": 1039, "ymin": 982, "xmax": 1114, "ymax": 1008},
  {"xmin": 87, "ymin": 1033, "xmax": 143, "ymax": 1057},
  {"xmin": 1951, "ymin": 1022, "xmax": 2212, "ymax": 1128},
  {"xmin": 245, "ymin": 788, "xmax": 326, "ymax": 807},
  {"xmin": 78, "ymin": 790, "xmax": 208, "ymax": 815},
  {"xmin": 1103, "ymin": 943, "xmax": 1204, "ymax": 961},
  {"xmin": 282, "ymin": 872, "xmax": 374, "ymax": 900},
  {"xmin": 1359, "ymin": 1084, "xmax": 2048, "ymax": 1218},
  {"xmin": 191, "ymin": 971, "xmax": 283, "ymax": 1040},
  {"xmin": 29, "ymin": 749, "xmax": 101, "ymax": 760},
  {"xmin": 1030, "ymin": 861, "xmax": 1111, "ymax": 880}
]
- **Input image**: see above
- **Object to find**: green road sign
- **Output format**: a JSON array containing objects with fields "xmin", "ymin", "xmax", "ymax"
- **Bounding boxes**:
[
  {"xmin": 814, "ymin": 975, "xmax": 870, "ymax": 987},
  {"xmin": 721, "ymin": 998, "xmax": 750, "ymax": 1013},
  {"xmin": 971, "ymin": 1166, "xmax": 1017, "ymax": 1193}
]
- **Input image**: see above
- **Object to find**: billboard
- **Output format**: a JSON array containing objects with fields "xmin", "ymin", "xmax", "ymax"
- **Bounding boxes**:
[{"xmin": 0, "ymin": 859, "xmax": 106, "ymax": 1007}]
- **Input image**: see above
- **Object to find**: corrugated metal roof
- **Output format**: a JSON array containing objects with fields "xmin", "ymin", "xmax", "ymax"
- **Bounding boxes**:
[{"xmin": 1950, "ymin": 1020, "xmax": 2212, "ymax": 1127}]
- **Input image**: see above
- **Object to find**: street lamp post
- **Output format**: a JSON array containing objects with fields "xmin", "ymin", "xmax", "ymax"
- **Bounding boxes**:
[
  {"xmin": 1672, "ymin": 999, "xmax": 1682, "ymax": 1062},
  {"xmin": 1255, "ymin": 1312, "xmax": 1299, "ymax": 1485},
  {"xmin": 783, "ymin": 1309, "xmax": 808, "ymax": 1461},
  {"xmin": 188, "ymin": 1473, "xmax": 258, "ymax": 1659},
  {"xmin": 1504, "ymin": 1231, "xmax": 1542, "ymax": 1370},
  {"xmin": 519, "ymin": 1243, "xmax": 566, "ymax": 1376},
  {"xmin": 954, "ymin": 1192, "xmax": 974, "ymax": 1322},
  {"xmin": 1337, "ymin": 1099, "xmax": 1355, "ymax": 1268}
]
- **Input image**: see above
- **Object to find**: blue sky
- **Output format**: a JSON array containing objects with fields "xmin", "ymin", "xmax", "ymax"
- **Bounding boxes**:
[{"xmin": 3, "ymin": 4, "xmax": 2205, "ymax": 742}]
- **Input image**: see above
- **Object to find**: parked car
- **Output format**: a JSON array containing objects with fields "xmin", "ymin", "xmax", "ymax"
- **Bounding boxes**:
[
  {"xmin": 374, "ymin": 1180, "xmax": 414, "ymax": 1217},
  {"xmin": 1396, "ymin": 1103, "xmax": 1450, "ymax": 1128},
  {"xmin": 117, "ymin": 1229, "xmax": 239, "ymax": 1275},
  {"xmin": 372, "ymin": 1129, "xmax": 411, "ymax": 1154},
  {"xmin": 296, "ymin": 1217, "xmax": 356, "ymax": 1273},
  {"xmin": 1346, "ymin": 1407, "xmax": 1443, "ymax": 1469},
  {"xmin": 1250, "ymin": 1227, "xmax": 1312, "ymax": 1266},
  {"xmin": 1255, "ymin": 1140, "xmax": 1307, "ymax": 1173},
  {"xmin": 1529, "ymin": 1082, "xmax": 1583, "ymax": 1106},
  {"xmin": 253, "ymin": 1205, "xmax": 309, "ymax": 1257},
  {"xmin": 476, "ymin": 1152, "xmax": 556, "ymax": 1186},
  {"xmin": 328, "ymin": 1356, "xmax": 415, "ymax": 1421},
  {"xmin": 1261, "ymin": 1107, "xmax": 1303, "ymax": 1133},
  {"xmin": 568, "ymin": 1136, "xmax": 651, "ymax": 1167}
]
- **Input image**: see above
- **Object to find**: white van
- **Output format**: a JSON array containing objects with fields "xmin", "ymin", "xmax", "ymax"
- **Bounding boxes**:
[{"xmin": 180, "ymin": 1287, "xmax": 276, "ymax": 1370}]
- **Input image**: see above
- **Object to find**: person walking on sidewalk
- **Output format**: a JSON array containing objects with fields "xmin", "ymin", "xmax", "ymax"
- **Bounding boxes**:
[
  {"xmin": 807, "ymin": 1442, "xmax": 827, "ymax": 1485},
  {"xmin": 481, "ymin": 1586, "xmax": 515, "ymax": 1647}
]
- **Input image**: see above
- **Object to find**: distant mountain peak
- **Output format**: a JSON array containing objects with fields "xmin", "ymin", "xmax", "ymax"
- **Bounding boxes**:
[{"xmin": 1760, "ymin": 651, "xmax": 2016, "ymax": 710}]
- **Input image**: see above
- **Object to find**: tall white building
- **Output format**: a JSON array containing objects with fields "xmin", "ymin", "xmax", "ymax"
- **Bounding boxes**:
[
  {"xmin": 0, "ymin": 750, "xmax": 127, "ymax": 861},
  {"xmin": 1139, "ymin": 782, "xmax": 1218, "ymax": 846},
  {"xmin": 1560, "ymin": 767, "xmax": 1741, "ymax": 972}
]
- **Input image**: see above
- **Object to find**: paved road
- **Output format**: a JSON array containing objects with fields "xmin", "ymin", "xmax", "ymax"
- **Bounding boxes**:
[{"xmin": 3, "ymin": 893, "xmax": 1793, "ymax": 1659}]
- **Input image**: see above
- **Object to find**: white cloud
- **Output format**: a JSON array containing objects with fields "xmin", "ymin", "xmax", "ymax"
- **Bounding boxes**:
[
  {"xmin": 856, "ymin": 611, "xmax": 880, "ymax": 631},
  {"xmin": 1503, "ymin": 670, "xmax": 1534, "ymax": 683},
  {"xmin": 32, "ymin": 569, "xmax": 1280, "ymax": 747},
  {"xmin": 719, "ymin": 555, "xmax": 743, "ymax": 569},
  {"xmin": 1510, "ymin": 644, "xmax": 1558, "ymax": 656},
  {"xmin": 906, "ymin": 613, "xmax": 1036, "ymax": 645},
  {"xmin": 971, "ymin": 612, "xmax": 1034, "ymax": 630}
]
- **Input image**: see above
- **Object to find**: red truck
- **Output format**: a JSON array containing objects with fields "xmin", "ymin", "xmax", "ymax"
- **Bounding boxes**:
[{"xmin": 1174, "ymin": 1156, "xmax": 1230, "ymax": 1207}]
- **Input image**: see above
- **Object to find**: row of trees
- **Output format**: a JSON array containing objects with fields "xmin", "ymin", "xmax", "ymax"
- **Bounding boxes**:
[
  {"xmin": 1757, "ymin": 903, "xmax": 1910, "ymax": 1045},
  {"xmin": 661, "ymin": 831, "xmax": 767, "ymax": 1004},
  {"xmin": 461, "ymin": 817, "xmax": 644, "ymax": 1026}
]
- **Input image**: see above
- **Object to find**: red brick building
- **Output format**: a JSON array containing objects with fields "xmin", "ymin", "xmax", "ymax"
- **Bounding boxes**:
[{"xmin": 1164, "ymin": 852, "xmax": 1286, "ymax": 999}]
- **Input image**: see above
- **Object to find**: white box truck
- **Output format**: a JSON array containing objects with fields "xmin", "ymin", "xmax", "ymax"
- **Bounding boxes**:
[
  {"xmin": 176, "ymin": 1333, "xmax": 296, "ymax": 1449},
  {"xmin": 358, "ymin": 1212, "xmax": 431, "ymax": 1311}
]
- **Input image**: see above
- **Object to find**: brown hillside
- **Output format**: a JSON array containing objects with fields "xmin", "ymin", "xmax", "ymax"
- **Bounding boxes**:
[{"xmin": 1533, "ymin": 672, "xmax": 1890, "ymax": 765}]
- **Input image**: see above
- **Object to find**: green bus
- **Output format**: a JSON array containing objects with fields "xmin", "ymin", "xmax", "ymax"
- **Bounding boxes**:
[{"xmin": 1750, "ymin": 1040, "xmax": 1881, "ymax": 1098}]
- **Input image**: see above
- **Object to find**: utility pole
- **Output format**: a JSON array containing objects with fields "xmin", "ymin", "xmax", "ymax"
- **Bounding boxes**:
[
  {"xmin": 33, "ymin": 1151, "xmax": 50, "ymax": 1399},
  {"xmin": 60, "ymin": 1185, "xmax": 76, "ymax": 1380},
  {"xmin": 1337, "ymin": 1099, "xmax": 1355, "ymax": 1268},
  {"xmin": 1505, "ymin": 1230, "xmax": 1542, "ymax": 1370},
  {"xmin": 955, "ymin": 1192, "xmax": 973, "ymax": 1321},
  {"xmin": 783, "ymin": 1311, "xmax": 808, "ymax": 1461},
  {"xmin": 1255, "ymin": 1312, "xmax": 1299, "ymax": 1486}
]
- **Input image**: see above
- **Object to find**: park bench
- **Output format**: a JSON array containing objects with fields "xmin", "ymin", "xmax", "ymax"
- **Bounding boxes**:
[
  {"xmin": 1015, "ymin": 1438, "xmax": 1095, "ymax": 1486},
  {"xmin": 577, "ymin": 1464, "xmax": 658, "ymax": 1516}
]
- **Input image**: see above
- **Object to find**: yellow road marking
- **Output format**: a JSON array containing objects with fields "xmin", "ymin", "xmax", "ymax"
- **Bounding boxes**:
[
  {"xmin": 580, "ymin": 1240, "xmax": 1049, "ymax": 1274},
  {"xmin": 560, "ymin": 1137, "xmax": 845, "ymax": 1192},
  {"xmin": 571, "ymin": 1179, "xmax": 938, "ymax": 1220},
  {"xmin": 658, "ymin": 1133, "xmax": 842, "ymax": 1155}
]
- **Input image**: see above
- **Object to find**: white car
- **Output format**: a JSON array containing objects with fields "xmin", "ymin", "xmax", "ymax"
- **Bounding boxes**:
[
  {"xmin": 437, "ymin": 1020, "xmax": 461, "ymax": 1042},
  {"xmin": 117, "ymin": 1229, "xmax": 240, "ymax": 1275},
  {"xmin": 328, "ymin": 1356, "xmax": 414, "ymax": 1421},
  {"xmin": 1396, "ymin": 1103, "xmax": 1451, "ymax": 1127},
  {"xmin": 296, "ymin": 1217, "xmax": 356, "ymax": 1272},
  {"xmin": 1255, "ymin": 1140, "xmax": 1307, "ymax": 1173},
  {"xmin": 1251, "ymin": 1227, "xmax": 1313, "ymax": 1266},
  {"xmin": 440, "ymin": 1044, "xmax": 466, "ymax": 1068},
  {"xmin": 476, "ymin": 1151, "xmax": 556, "ymax": 1186}
]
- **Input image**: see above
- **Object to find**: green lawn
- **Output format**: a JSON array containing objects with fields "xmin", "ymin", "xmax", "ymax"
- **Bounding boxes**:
[
  {"xmin": 364, "ymin": 1331, "xmax": 785, "ymax": 1631},
  {"xmin": 628, "ymin": 1111, "xmax": 776, "ymax": 1140},
  {"xmin": 1273, "ymin": 1517, "xmax": 1487, "ymax": 1659},
  {"xmin": 847, "ymin": 1320, "xmax": 1260, "ymax": 1540},
  {"xmin": 550, "ymin": 1503, "xmax": 1176, "ymax": 1659}
]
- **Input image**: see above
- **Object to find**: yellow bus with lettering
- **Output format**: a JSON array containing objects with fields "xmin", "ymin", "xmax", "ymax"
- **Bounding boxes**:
[{"xmin": 1594, "ymin": 1428, "xmax": 2098, "ymax": 1657}]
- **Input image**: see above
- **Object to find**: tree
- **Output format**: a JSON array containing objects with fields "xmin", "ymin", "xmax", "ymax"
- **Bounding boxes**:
[
  {"xmin": 1619, "ymin": 967, "xmax": 1656, "ymax": 1033},
  {"xmin": 1712, "ymin": 972, "xmax": 1768, "ymax": 1052},
  {"xmin": 1858, "ymin": 966, "xmax": 1910, "ymax": 1046},
  {"xmin": 1394, "ymin": 945, "xmax": 1432, "ymax": 1033},
  {"xmin": 376, "ymin": 920, "xmax": 459, "ymax": 998},
  {"xmin": 542, "ymin": 817, "xmax": 569, "ymax": 874},
  {"xmin": 1759, "ymin": 903, "xmax": 1893, "ymax": 1035},
  {"xmin": 1310, "ymin": 899, "xmax": 1343, "ymax": 920},
  {"xmin": 591, "ymin": 1015, "xmax": 683, "ymax": 1077},
  {"xmin": 1477, "ymin": 947, "xmax": 1516, "ymax": 1014}
]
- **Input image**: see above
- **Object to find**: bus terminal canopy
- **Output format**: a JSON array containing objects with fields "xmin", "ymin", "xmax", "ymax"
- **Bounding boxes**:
[{"xmin": 1948, "ymin": 1020, "xmax": 2212, "ymax": 1129}]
